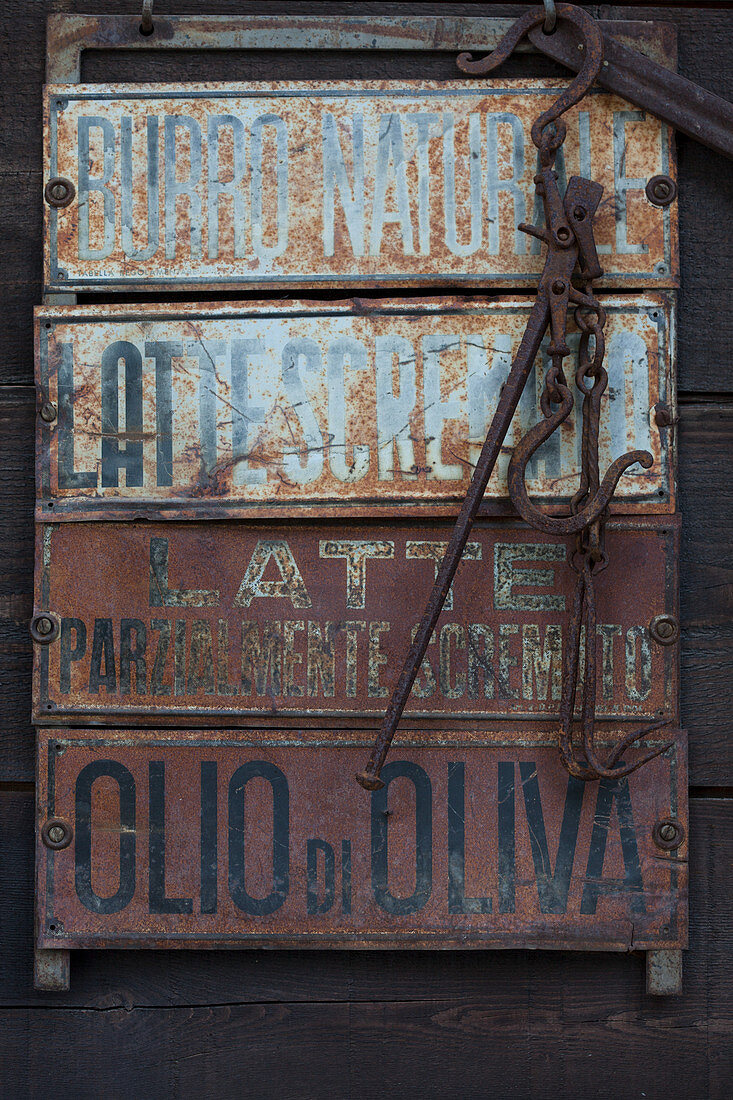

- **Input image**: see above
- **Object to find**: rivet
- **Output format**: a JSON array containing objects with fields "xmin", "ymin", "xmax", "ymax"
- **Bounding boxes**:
[
  {"xmin": 44, "ymin": 177, "xmax": 76, "ymax": 209},
  {"xmin": 646, "ymin": 175, "xmax": 678, "ymax": 208},
  {"xmin": 40, "ymin": 402, "xmax": 57, "ymax": 424},
  {"xmin": 41, "ymin": 817, "xmax": 73, "ymax": 851},
  {"xmin": 649, "ymin": 614, "xmax": 680, "ymax": 647}
]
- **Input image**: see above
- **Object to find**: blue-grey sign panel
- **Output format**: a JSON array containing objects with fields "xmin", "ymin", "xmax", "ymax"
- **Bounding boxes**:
[
  {"xmin": 44, "ymin": 82, "xmax": 677, "ymax": 292},
  {"xmin": 35, "ymin": 297, "xmax": 675, "ymax": 520}
]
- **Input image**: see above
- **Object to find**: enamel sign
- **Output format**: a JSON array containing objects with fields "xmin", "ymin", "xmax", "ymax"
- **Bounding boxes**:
[
  {"xmin": 44, "ymin": 82, "xmax": 677, "ymax": 292},
  {"xmin": 33, "ymin": 517, "xmax": 678, "ymax": 726},
  {"xmin": 35, "ymin": 297, "xmax": 674, "ymax": 520},
  {"xmin": 37, "ymin": 728, "xmax": 687, "ymax": 950}
]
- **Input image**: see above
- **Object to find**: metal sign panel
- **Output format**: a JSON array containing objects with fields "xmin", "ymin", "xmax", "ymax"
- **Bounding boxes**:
[
  {"xmin": 33, "ymin": 516, "xmax": 678, "ymax": 726},
  {"xmin": 35, "ymin": 297, "xmax": 674, "ymax": 520},
  {"xmin": 44, "ymin": 82, "xmax": 677, "ymax": 292},
  {"xmin": 36, "ymin": 727, "xmax": 688, "ymax": 950}
]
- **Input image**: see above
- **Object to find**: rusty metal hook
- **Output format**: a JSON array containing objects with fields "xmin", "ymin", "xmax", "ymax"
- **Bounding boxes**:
[
  {"xmin": 506, "ymin": 404, "xmax": 653, "ymax": 538},
  {"xmin": 458, "ymin": 4, "xmax": 604, "ymax": 160}
]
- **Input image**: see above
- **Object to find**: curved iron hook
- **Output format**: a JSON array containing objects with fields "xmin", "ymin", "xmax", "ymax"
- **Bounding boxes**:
[
  {"xmin": 507, "ymin": 405, "xmax": 653, "ymax": 537},
  {"xmin": 457, "ymin": 4, "xmax": 604, "ymax": 154}
]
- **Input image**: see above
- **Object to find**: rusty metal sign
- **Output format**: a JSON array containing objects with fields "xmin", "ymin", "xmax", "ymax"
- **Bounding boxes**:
[
  {"xmin": 35, "ymin": 296, "xmax": 674, "ymax": 520},
  {"xmin": 33, "ymin": 516, "xmax": 678, "ymax": 726},
  {"xmin": 43, "ymin": 82, "xmax": 677, "ymax": 293},
  {"xmin": 36, "ymin": 726, "xmax": 687, "ymax": 950}
]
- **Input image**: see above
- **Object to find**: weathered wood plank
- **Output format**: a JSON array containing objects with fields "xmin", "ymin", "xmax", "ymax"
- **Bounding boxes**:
[
  {"xmin": 1, "ymin": 789, "xmax": 730, "ymax": 1098},
  {"xmin": 678, "ymin": 403, "xmax": 733, "ymax": 785},
  {"xmin": 0, "ymin": 389, "xmax": 34, "ymax": 782}
]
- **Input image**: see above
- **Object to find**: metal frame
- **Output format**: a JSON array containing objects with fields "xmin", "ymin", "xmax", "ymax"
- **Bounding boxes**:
[
  {"xmin": 36, "ymin": 9, "xmax": 682, "ymax": 994},
  {"xmin": 45, "ymin": 14, "xmax": 677, "ymax": 85}
]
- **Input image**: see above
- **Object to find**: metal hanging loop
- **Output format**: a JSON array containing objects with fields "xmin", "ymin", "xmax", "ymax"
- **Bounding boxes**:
[
  {"xmin": 140, "ymin": 1, "xmax": 154, "ymax": 36},
  {"xmin": 543, "ymin": 0, "xmax": 558, "ymax": 36},
  {"xmin": 356, "ymin": 8, "xmax": 605, "ymax": 793}
]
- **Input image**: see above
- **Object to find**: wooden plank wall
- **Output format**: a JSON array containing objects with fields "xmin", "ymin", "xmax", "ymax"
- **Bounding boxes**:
[{"xmin": 1, "ymin": 2, "xmax": 731, "ymax": 1096}]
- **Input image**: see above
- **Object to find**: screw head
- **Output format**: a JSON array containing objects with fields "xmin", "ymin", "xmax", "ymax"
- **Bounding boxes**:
[
  {"xmin": 654, "ymin": 404, "xmax": 673, "ymax": 428},
  {"xmin": 653, "ymin": 818, "xmax": 685, "ymax": 851},
  {"xmin": 41, "ymin": 817, "xmax": 73, "ymax": 851},
  {"xmin": 649, "ymin": 613, "xmax": 680, "ymax": 647},
  {"xmin": 40, "ymin": 402, "xmax": 57, "ymax": 423},
  {"xmin": 44, "ymin": 177, "xmax": 76, "ymax": 209},
  {"xmin": 30, "ymin": 613, "xmax": 59, "ymax": 644},
  {"xmin": 645, "ymin": 175, "xmax": 678, "ymax": 208}
]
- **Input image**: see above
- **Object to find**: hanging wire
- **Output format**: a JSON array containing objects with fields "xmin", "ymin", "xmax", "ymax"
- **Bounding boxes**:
[
  {"xmin": 140, "ymin": 1, "xmax": 154, "ymax": 36},
  {"xmin": 542, "ymin": 0, "xmax": 557, "ymax": 35}
]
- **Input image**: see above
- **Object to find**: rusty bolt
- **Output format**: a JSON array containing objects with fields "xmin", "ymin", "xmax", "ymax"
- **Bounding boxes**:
[
  {"xmin": 653, "ymin": 818, "xmax": 685, "ymax": 851},
  {"xmin": 654, "ymin": 404, "xmax": 673, "ymax": 428},
  {"xmin": 41, "ymin": 818, "xmax": 73, "ymax": 851},
  {"xmin": 30, "ymin": 613, "xmax": 60, "ymax": 644},
  {"xmin": 572, "ymin": 205, "xmax": 586, "ymax": 221},
  {"xmin": 551, "ymin": 279, "xmax": 566, "ymax": 295},
  {"xmin": 44, "ymin": 177, "xmax": 76, "ymax": 209},
  {"xmin": 40, "ymin": 402, "xmax": 57, "ymax": 424},
  {"xmin": 649, "ymin": 613, "xmax": 680, "ymax": 647},
  {"xmin": 645, "ymin": 175, "xmax": 678, "ymax": 207}
]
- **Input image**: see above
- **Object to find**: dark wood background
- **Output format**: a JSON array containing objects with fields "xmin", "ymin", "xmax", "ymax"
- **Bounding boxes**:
[{"xmin": 1, "ymin": 2, "xmax": 731, "ymax": 1095}]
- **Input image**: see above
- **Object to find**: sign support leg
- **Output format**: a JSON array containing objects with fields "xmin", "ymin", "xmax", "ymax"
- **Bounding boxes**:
[
  {"xmin": 34, "ymin": 947, "xmax": 70, "ymax": 991},
  {"xmin": 646, "ymin": 949, "xmax": 683, "ymax": 995}
]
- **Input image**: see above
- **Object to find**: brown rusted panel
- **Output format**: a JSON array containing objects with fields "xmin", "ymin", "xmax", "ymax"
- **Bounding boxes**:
[
  {"xmin": 32, "ymin": 515, "xmax": 678, "ymax": 727},
  {"xmin": 35, "ymin": 726, "xmax": 688, "ymax": 950},
  {"xmin": 35, "ymin": 296, "xmax": 675, "ymax": 520},
  {"xmin": 43, "ymin": 82, "xmax": 677, "ymax": 293}
]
